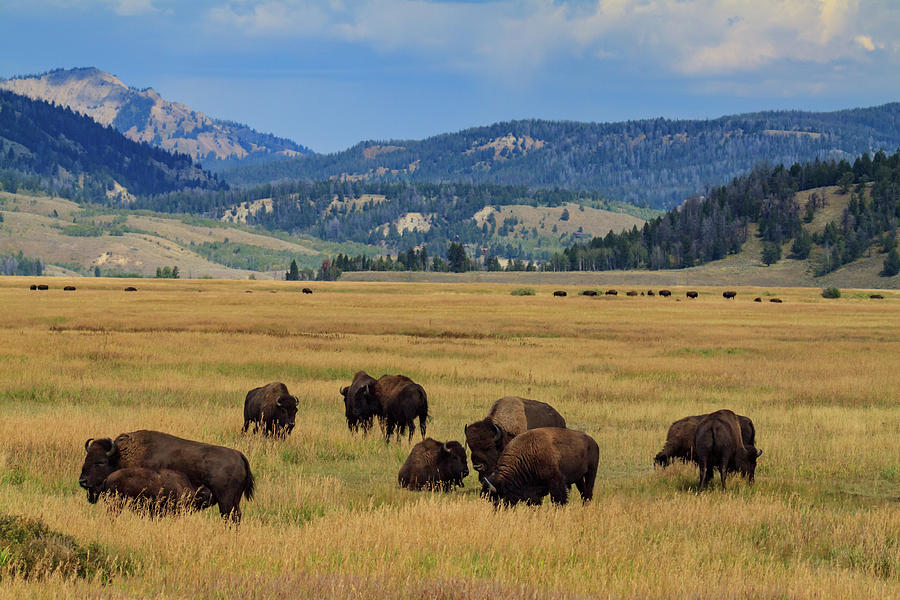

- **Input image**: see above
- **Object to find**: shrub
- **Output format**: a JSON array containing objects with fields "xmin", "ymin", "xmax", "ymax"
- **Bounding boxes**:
[
  {"xmin": 822, "ymin": 287, "xmax": 841, "ymax": 299},
  {"xmin": 510, "ymin": 288, "xmax": 536, "ymax": 296}
]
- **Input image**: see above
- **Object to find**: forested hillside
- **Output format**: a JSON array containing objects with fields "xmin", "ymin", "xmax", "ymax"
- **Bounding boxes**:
[
  {"xmin": 0, "ymin": 89, "xmax": 223, "ymax": 199},
  {"xmin": 221, "ymin": 104, "xmax": 900, "ymax": 209}
]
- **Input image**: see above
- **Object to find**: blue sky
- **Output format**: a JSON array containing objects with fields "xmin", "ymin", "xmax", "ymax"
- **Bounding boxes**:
[{"xmin": 2, "ymin": 0, "xmax": 899, "ymax": 153}]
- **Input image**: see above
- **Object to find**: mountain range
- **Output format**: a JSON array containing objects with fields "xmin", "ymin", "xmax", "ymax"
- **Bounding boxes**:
[{"xmin": 0, "ymin": 68, "xmax": 311, "ymax": 165}]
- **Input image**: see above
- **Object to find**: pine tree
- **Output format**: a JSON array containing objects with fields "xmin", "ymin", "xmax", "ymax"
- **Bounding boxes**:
[
  {"xmin": 286, "ymin": 259, "xmax": 300, "ymax": 281},
  {"xmin": 882, "ymin": 247, "xmax": 900, "ymax": 277}
]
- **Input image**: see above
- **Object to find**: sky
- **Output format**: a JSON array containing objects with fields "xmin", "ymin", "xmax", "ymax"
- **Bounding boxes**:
[{"xmin": 2, "ymin": 0, "xmax": 900, "ymax": 153}]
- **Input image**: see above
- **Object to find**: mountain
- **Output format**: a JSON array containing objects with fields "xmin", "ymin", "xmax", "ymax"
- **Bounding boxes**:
[
  {"xmin": 0, "ymin": 89, "xmax": 221, "ymax": 199},
  {"xmin": 220, "ymin": 104, "xmax": 900, "ymax": 209},
  {"xmin": 0, "ymin": 68, "xmax": 312, "ymax": 165}
]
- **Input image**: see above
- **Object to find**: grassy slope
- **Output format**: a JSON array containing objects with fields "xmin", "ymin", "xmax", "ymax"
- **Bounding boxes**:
[{"xmin": 0, "ymin": 278, "xmax": 898, "ymax": 597}]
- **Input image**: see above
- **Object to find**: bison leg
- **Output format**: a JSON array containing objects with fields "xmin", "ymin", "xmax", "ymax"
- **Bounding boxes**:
[
  {"xmin": 576, "ymin": 465, "xmax": 597, "ymax": 504},
  {"xmin": 719, "ymin": 457, "xmax": 729, "ymax": 491},
  {"xmin": 548, "ymin": 478, "xmax": 569, "ymax": 505},
  {"xmin": 697, "ymin": 459, "xmax": 710, "ymax": 492},
  {"xmin": 242, "ymin": 418, "xmax": 250, "ymax": 433},
  {"xmin": 406, "ymin": 420, "xmax": 415, "ymax": 443}
]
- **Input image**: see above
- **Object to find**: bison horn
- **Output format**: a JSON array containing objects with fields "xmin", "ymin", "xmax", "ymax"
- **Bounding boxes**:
[
  {"xmin": 84, "ymin": 438, "xmax": 94, "ymax": 452},
  {"xmin": 756, "ymin": 449, "xmax": 763, "ymax": 458},
  {"xmin": 483, "ymin": 477, "xmax": 497, "ymax": 493},
  {"xmin": 492, "ymin": 423, "xmax": 503, "ymax": 443},
  {"xmin": 340, "ymin": 386, "xmax": 348, "ymax": 397},
  {"xmin": 105, "ymin": 439, "xmax": 117, "ymax": 457},
  {"xmin": 442, "ymin": 442, "xmax": 451, "ymax": 453}
]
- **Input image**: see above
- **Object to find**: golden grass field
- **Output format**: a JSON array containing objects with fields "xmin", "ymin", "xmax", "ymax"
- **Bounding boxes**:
[{"xmin": 1, "ymin": 277, "xmax": 899, "ymax": 598}]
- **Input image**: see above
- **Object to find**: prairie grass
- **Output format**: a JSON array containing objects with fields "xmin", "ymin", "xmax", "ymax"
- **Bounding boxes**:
[{"xmin": 0, "ymin": 277, "xmax": 898, "ymax": 598}]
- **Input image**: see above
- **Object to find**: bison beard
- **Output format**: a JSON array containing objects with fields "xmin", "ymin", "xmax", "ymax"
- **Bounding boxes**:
[
  {"xmin": 482, "ymin": 427, "xmax": 598, "ymax": 506},
  {"xmin": 80, "ymin": 431, "xmax": 254, "ymax": 522}
]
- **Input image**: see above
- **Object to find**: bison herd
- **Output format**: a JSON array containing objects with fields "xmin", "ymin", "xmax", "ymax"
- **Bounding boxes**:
[{"xmin": 79, "ymin": 372, "xmax": 764, "ymax": 519}]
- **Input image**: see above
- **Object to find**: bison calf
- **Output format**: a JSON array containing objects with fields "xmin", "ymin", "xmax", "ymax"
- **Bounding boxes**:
[
  {"xmin": 482, "ymin": 427, "xmax": 598, "ymax": 506},
  {"xmin": 97, "ymin": 467, "xmax": 215, "ymax": 515},
  {"xmin": 398, "ymin": 439, "xmax": 469, "ymax": 491},
  {"xmin": 243, "ymin": 381, "xmax": 299, "ymax": 437},
  {"xmin": 695, "ymin": 410, "xmax": 761, "ymax": 492}
]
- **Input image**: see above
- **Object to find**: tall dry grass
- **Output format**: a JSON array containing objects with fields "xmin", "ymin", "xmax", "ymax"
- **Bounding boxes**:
[{"xmin": 1, "ymin": 277, "xmax": 898, "ymax": 598}]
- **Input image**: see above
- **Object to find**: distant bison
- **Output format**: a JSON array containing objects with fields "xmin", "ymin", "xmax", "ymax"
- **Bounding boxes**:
[
  {"xmin": 770, "ymin": 298, "xmax": 783, "ymax": 303},
  {"xmin": 37, "ymin": 284, "xmax": 49, "ymax": 290},
  {"xmin": 686, "ymin": 291, "xmax": 699, "ymax": 299},
  {"xmin": 626, "ymin": 291, "xmax": 638, "ymax": 297},
  {"xmin": 553, "ymin": 290, "xmax": 567, "ymax": 297},
  {"xmin": 242, "ymin": 382, "xmax": 299, "ymax": 437},
  {"xmin": 80, "ymin": 431, "xmax": 254, "ymax": 522},
  {"xmin": 124, "ymin": 287, "xmax": 137, "ymax": 292},
  {"xmin": 29, "ymin": 284, "xmax": 37, "ymax": 290},
  {"xmin": 482, "ymin": 427, "xmax": 598, "ymax": 506},
  {"xmin": 97, "ymin": 467, "xmax": 215, "ymax": 515},
  {"xmin": 340, "ymin": 371, "xmax": 428, "ymax": 442},
  {"xmin": 870, "ymin": 294, "xmax": 884, "ymax": 299},
  {"xmin": 465, "ymin": 396, "xmax": 566, "ymax": 481},
  {"xmin": 754, "ymin": 297, "xmax": 762, "ymax": 302},
  {"xmin": 647, "ymin": 290, "xmax": 655, "ymax": 297},
  {"xmin": 302, "ymin": 288, "xmax": 313, "ymax": 294},
  {"xmin": 659, "ymin": 290, "xmax": 671, "ymax": 297},
  {"xmin": 398, "ymin": 438, "xmax": 469, "ymax": 491},
  {"xmin": 605, "ymin": 289, "xmax": 618, "ymax": 296},
  {"xmin": 695, "ymin": 410, "xmax": 761, "ymax": 491},
  {"xmin": 581, "ymin": 290, "xmax": 598, "ymax": 296},
  {"xmin": 723, "ymin": 291, "xmax": 736, "ymax": 299},
  {"xmin": 64, "ymin": 286, "xmax": 76, "ymax": 291},
  {"xmin": 654, "ymin": 412, "xmax": 756, "ymax": 468}
]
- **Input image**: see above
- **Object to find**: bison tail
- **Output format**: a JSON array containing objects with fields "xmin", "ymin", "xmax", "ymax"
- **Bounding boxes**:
[
  {"xmin": 241, "ymin": 454, "xmax": 255, "ymax": 501},
  {"xmin": 417, "ymin": 385, "xmax": 428, "ymax": 438}
]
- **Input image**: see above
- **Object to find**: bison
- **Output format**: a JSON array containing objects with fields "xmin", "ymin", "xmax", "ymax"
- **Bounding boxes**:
[
  {"xmin": 581, "ymin": 290, "xmax": 598, "ymax": 296},
  {"xmin": 37, "ymin": 284, "xmax": 49, "ymax": 290},
  {"xmin": 647, "ymin": 290, "xmax": 655, "ymax": 296},
  {"xmin": 465, "ymin": 396, "xmax": 566, "ymax": 481},
  {"xmin": 626, "ymin": 291, "xmax": 638, "ymax": 297},
  {"xmin": 124, "ymin": 287, "xmax": 137, "ymax": 292},
  {"xmin": 340, "ymin": 371, "xmax": 428, "ymax": 442},
  {"xmin": 302, "ymin": 288, "xmax": 313, "ymax": 294},
  {"xmin": 654, "ymin": 412, "xmax": 756, "ymax": 468},
  {"xmin": 553, "ymin": 290, "xmax": 567, "ymax": 297},
  {"xmin": 97, "ymin": 467, "xmax": 215, "ymax": 515},
  {"xmin": 723, "ymin": 291, "xmax": 736, "ymax": 299},
  {"xmin": 29, "ymin": 284, "xmax": 37, "ymax": 290},
  {"xmin": 870, "ymin": 294, "xmax": 884, "ymax": 299},
  {"xmin": 754, "ymin": 297, "xmax": 762, "ymax": 302},
  {"xmin": 770, "ymin": 298, "xmax": 783, "ymax": 303},
  {"xmin": 242, "ymin": 382, "xmax": 299, "ymax": 437},
  {"xmin": 80, "ymin": 430, "xmax": 254, "ymax": 522},
  {"xmin": 482, "ymin": 427, "xmax": 598, "ymax": 506},
  {"xmin": 605, "ymin": 289, "xmax": 618, "ymax": 296},
  {"xmin": 686, "ymin": 291, "xmax": 699, "ymax": 299},
  {"xmin": 695, "ymin": 409, "xmax": 761, "ymax": 492},
  {"xmin": 659, "ymin": 289, "xmax": 671, "ymax": 297},
  {"xmin": 398, "ymin": 438, "xmax": 469, "ymax": 491},
  {"xmin": 64, "ymin": 286, "xmax": 76, "ymax": 291}
]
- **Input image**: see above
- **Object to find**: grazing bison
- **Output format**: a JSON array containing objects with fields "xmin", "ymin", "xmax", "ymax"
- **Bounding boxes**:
[
  {"xmin": 80, "ymin": 431, "xmax": 254, "ymax": 522},
  {"xmin": 302, "ymin": 288, "xmax": 313, "ymax": 294},
  {"xmin": 242, "ymin": 382, "xmax": 299, "ymax": 437},
  {"xmin": 654, "ymin": 412, "xmax": 756, "ymax": 468},
  {"xmin": 37, "ymin": 284, "xmax": 49, "ymax": 290},
  {"xmin": 605, "ymin": 289, "xmax": 618, "ymax": 296},
  {"xmin": 659, "ymin": 289, "xmax": 671, "ymax": 297},
  {"xmin": 64, "ymin": 286, "xmax": 76, "ymax": 291},
  {"xmin": 870, "ymin": 294, "xmax": 884, "ymax": 299},
  {"xmin": 647, "ymin": 290, "xmax": 655, "ymax": 297},
  {"xmin": 97, "ymin": 467, "xmax": 215, "ymax": 515},
  {"xmin": 695, "ymin": 409, "xmax": 761, "ymax": 492},
  {"xmin": 770, "ymin": 298, "xmax": 783, "ymax": 303},
  {"xmin": 723, "ymin": 291, "xmax": 736, "ymax": 299},
  {"xmin": 581, "ymin": 290, "xmax": 598, "ymax": 296},
  {"xmin": 553, "ymin": 290, "xmax": 567, "ymax": 297},
  {"xmin": 398, "ymin": 438, "xmax": 469, "ymax": 491},
  {"xmin": 29, "ymin": 284, "xmax": 37, "ymax": 290},
  {"xmin": 340, "ymin": 371, "xmax": 428, "ymax": 441},
  {"xmin": 482, "ymin": 427, "xmax": 598, "ymax": 506},
  {"xmin": 686, "ymin": 291, "xmax": 699, "ymax": 299},
  {"xmin": 754, "ymin": 297, "xmax": 762, "ymax": 302},
  {"xmin": 465, "ymin": 396, "xmax": 566, "ymax": 481},
  {"xmin": 626, "ymin": 291, "xmax": 638, "ymax": 297},
  {"xmin": 124, "ymin": 287, "xmax": 137, "ymax": 292}
]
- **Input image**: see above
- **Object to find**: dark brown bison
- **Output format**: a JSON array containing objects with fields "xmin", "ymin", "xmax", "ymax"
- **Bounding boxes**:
[
  {"xmin": 482, "ymin": 427, "xmax": 598, "ymax": 506},
  {"xmin": 37, "ymin": 284, "xmax": 49, "ymax": 290},
  {"xmin": 97, "ymin": 467, "xmax": 215, "ymax": 515},
  {"xmin": 64, "ymin": 286, "xmax": 76, "ymax": 291},
  {"xmin": 754, "ymin": 297, "xmax": 762, "ymax": 302},
  {"xmin": 29, "ymin": 284, "xmax": 37, "ymax": 290},
  {"xmin": 581, "ymin": 290, "xmax": 598, "ymax": 296},
  {"xmin": 302, "ymin": 288, "xmax": 313, "ymax": 294},
  {"xmin": 605, "ymin": 289, "xmax": 618, "ymax": 296},
  {"xmin": 686, "ymin": 291, "xmax": 699, "ymax": 299},
  {"xmin": 124, "ymin": 287, "xmax": 137, "ymax": 292},
  {"xmin": 340, "ymin": 371, "xmax": 428, "ymax": 441},
  {"xmin": 242, "ymin": 382, "xmax": 299, "ymax": 437},
  {"xmin": 465, "ymin": 396, "xmax": 566, "ymax": 481},
  {"xmin": 654, "ymin": 412, "xmax": 756, "ymax": 468},
  {"xmin": 870, "ymin": 294, "xmax": 884, "ymax": 299},
  {"xmin": 695, "ymin": 409, "xmax": 761, "ymax": 491},
  {"xmin": 80, "ymin": 431, "xmax": 254, "ymax": 522},
  {"xmin": 626, "ymin": 291, "xmax": 638, "ymax": 297},
  {"xmin": 553, "ymin": 290, "xmax": 567, "ymax": 297},
  {"xmin": 770, "ymin": 298, "xmax": 783, "ymax": 303},
  {"xmin": 659, "ymin": 289, "xmax": 671, "ymax": 297},
  {"xmin": 723, "ymin": 291, "xmax": 736, "ymax": 299},
  {"xmin": 647, "ymin": 290, "xmax": 655, "ymax": 296},
  {"xmin": 398, "ymin": 438, "xmax": 469, "ymax": 491}
]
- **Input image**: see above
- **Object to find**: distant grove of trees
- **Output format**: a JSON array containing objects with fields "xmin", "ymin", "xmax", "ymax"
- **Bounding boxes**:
[{"xmin": 0, "ymin": 251, "xmax": 44, "ymax": 276}]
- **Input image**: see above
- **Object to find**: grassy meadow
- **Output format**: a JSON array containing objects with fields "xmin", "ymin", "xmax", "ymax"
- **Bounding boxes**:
[{"xmin": 1, "ymin": 277, "xmax": 899, "ymax": 598}]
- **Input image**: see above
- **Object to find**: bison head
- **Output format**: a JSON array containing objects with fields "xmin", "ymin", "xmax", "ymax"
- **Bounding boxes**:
[
  {"xmin": 464, "ymin": 421, "xmax": 508, "ymax": 480},
  {"xmin": 340, "ymin": 374, "xmax": 380, "ymax": 433},
  {"xmin": 740, "ymin": 446, "xmax": 762, "ymax": 482},
  {"xmin": 79, "ymin": 438, "xmax": 120, "ymax": 503},
  {"xmin": 435, "ymin": 441, "xmax": 469, "ymax": 488},
  {"xmin": 193, "ymin": 485, "xmax": 216, "ymax": 510},
  {"xmin": 271, "ymin": 395, "xmax": 299, "ymax": 436}
]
